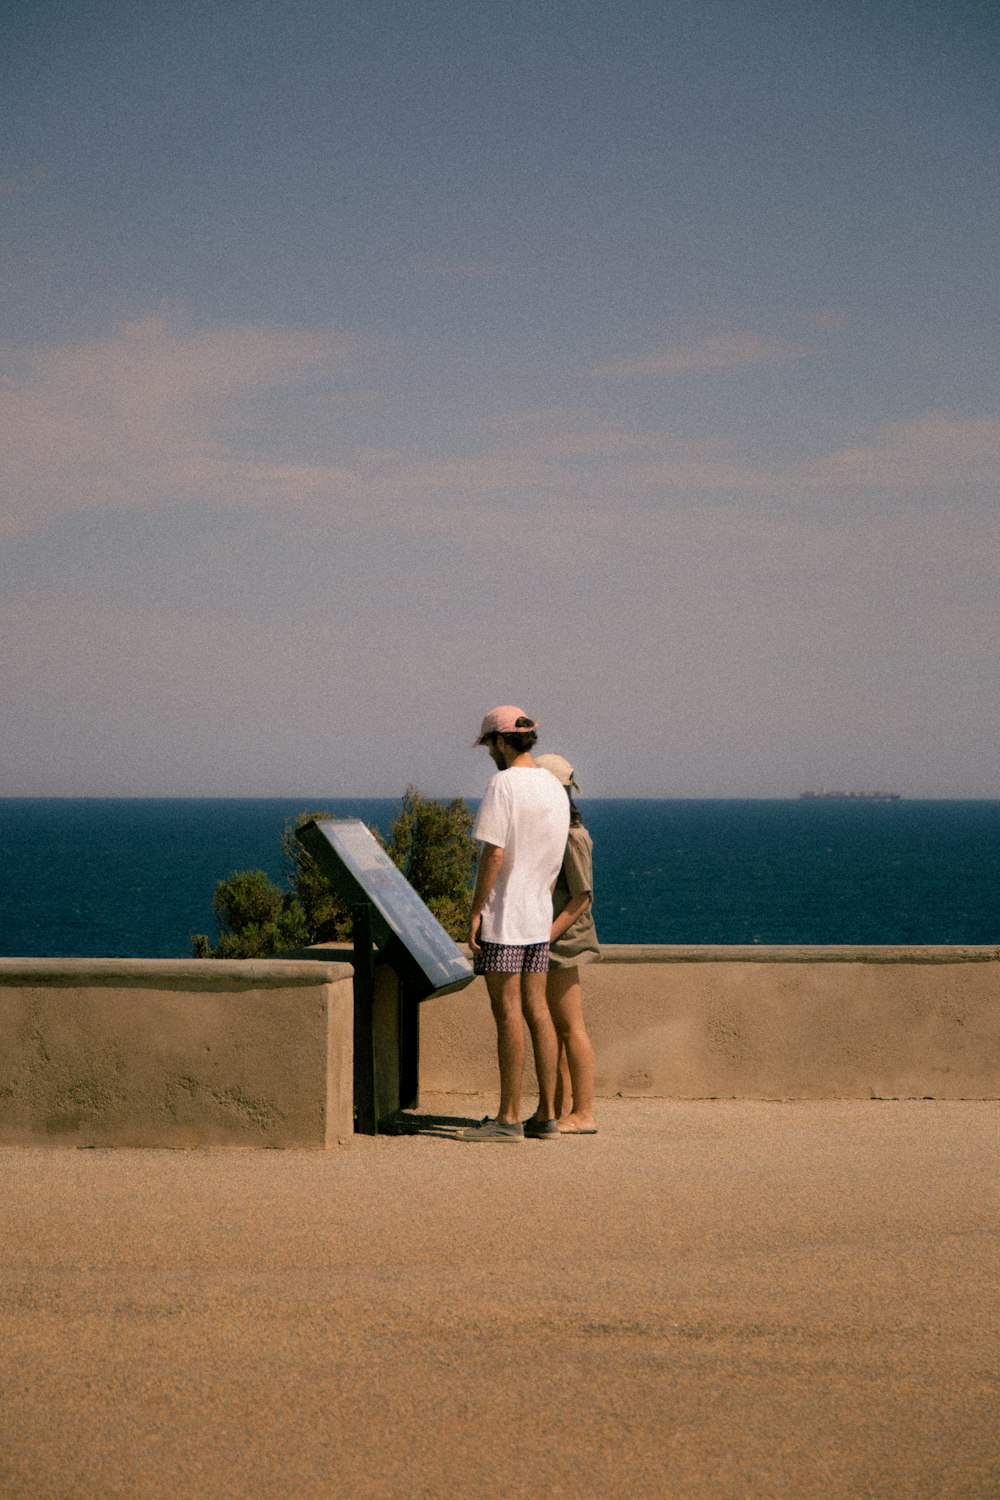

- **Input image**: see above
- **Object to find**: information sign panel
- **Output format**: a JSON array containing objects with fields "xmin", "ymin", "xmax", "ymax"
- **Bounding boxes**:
[{"xmin": 295, "ymin": 818, "xmax": 474, "ymax": 1000}]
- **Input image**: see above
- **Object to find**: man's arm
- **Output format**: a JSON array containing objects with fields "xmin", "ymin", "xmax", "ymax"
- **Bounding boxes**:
[{"xmin": 468, "ymin": 842, "xmax": 504, "ymax": 952}]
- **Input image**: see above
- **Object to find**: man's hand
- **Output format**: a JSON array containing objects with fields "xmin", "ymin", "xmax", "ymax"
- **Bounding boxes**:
[{"xmin": 469, "ymin": 911, "xmax": 483, "ymax": 953}]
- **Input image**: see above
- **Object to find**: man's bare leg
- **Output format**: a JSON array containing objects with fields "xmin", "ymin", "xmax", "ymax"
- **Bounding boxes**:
[
  {"xmin": 486, "ymin": 971, "xmax": 526, "ymax": 1123},
  {"xmin": 520, "ymin": 969, "xmax": 559, "ymax": 1121}
]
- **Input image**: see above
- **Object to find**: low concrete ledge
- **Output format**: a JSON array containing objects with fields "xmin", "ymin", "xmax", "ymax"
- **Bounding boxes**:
[
  {"xmin": 419, "ymin": 945, "xmax": 1000, "ymax": 1100},
  {"xmin": 595, "ymin": 944, "xmax": 1000, "ymax": 964},
  {"xmin": 0, "ymin": 959, "xmax": 355, "ymax": 1149},
  {"xmin": 0, "ymin": 957, "xmax": 357, "ymax": 989}
]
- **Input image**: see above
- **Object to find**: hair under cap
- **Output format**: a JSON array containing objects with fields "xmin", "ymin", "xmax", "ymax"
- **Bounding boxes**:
[{"xmin": 473, "ymin": 705, "xmax": 539, "ymax": 746}]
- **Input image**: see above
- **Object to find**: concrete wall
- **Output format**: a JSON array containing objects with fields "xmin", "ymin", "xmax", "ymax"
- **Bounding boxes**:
[
  {"xmin": 0, "ymin": 959, "xmax": 355, "ymax": 1148},
  {"xmin": 3, "ymin": 947, "xmax": 997, "ymax": 1151},
  {"xmin": 419, "ymin": 946, "xmax": 1000, "ymax": 1100}
]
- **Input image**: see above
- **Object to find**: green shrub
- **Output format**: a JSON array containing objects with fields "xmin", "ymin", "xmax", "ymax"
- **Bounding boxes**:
[
  {"xmin": 384, "ymin": 786, "xmax": 477, "ymax": 934},
  {"xmin": 280, "ymin": 809, "xmax": 354, "ymax": 943},
  {"xmin": 191, "ymin": 868, "xmax": 311, "ymax": 959},
  {"xmin": 191, "ymin": 789, "xmax": 477, "ymax": 957}
]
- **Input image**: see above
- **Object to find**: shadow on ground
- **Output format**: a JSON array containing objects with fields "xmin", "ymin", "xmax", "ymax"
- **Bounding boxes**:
[{"xmin": 379, "ymin": 1108, "xmax": 486, "ymax": 1137}]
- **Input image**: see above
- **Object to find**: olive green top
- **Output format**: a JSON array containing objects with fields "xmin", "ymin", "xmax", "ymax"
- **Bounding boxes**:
[{"xmin": 549, "ymin": 824, "xmax": 601, "ymax": 968}]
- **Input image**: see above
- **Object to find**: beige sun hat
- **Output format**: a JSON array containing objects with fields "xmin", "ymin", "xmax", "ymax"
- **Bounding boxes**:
[{"xmin": 535, "ymin": 753, "xmax": 581, "ymax": 792}]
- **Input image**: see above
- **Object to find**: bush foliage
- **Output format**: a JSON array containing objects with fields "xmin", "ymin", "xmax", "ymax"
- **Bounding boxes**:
[
  {"xmin": 191, "ymin": 787, "xmax": 477, "ymax": 958},
  {"xmin": 190, "ymin": 869, "xmax": 310, "ymax": 960},
  {"xmin": 385, "ymin": 787, "xmax": 477, "ymax": 939}
]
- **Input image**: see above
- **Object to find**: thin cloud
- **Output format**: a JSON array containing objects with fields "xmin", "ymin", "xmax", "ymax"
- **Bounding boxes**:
[
  {"xmin": 0, "ymin": 315, "xmax": 361, "ymax": 527},
  {"xmin": 3, "ymin": 315, "xmax": 996, "ymax": 557},
  {"xmin": 796, "ymin": 414, "xmax": 1000, "ymax": 493},
  {"xmin": 797, "ymin": 307, "xmax": 847, "ymax": 332},
  {"xmin": 586, "ymin": 332, "xmax": 810, "ymax": 380},
  {"xmin": 619, "ymin": 413, "xmax": 1000, "ymax": 502},
  {"xmin": 0, "ymin": 512, "xmax": 31, "ymax": 541},
  {"xmin": 476, "ymin": 407, "xmax": 722, "ymax": 459},
  {"xmin": 409, "ymin": 258, "xmax": 511, "ymax": 280},
  {"xmin": 476, "ymin": 406, "xmax": 580, "ymax": 433},
  {"xmin": 0, "ymin": 168, "xmax": 54, "ymax": 196}
]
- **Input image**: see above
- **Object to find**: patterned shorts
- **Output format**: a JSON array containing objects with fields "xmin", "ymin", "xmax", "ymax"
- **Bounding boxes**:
[{"xmin": 474, "ymin": 941, "xmax": 550, "ymax": 976}]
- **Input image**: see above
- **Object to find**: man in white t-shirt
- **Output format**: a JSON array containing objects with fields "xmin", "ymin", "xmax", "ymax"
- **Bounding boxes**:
[{"xmin": 458, "ymin": 706, "xmax": 570, "ymax": 1142}]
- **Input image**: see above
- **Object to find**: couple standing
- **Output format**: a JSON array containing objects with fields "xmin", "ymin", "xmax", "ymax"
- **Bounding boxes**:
[{"xmin": 459, "ymin": 705, "xmax": 599, "ymax": 1142}]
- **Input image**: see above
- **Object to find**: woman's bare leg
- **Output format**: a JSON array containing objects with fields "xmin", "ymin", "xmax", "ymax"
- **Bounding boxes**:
[
  {"xmin": 546, "ymin": 966, "xmax": 596, "ymax": 1131},
  {"xmin": 554, "ymin": 1043, "xmax": 572, "ymax": 1121}
]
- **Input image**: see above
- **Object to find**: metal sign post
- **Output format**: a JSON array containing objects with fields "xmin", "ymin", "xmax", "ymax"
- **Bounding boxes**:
[{"xmin": 351, "ymin": 902, "xmax": 378, "ymax": 1135}]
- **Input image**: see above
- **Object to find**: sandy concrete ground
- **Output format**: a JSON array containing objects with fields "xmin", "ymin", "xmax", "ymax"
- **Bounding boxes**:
[{"xmin": 2, "ymin": 1097, "xmax": 998, "ymax": 1500}]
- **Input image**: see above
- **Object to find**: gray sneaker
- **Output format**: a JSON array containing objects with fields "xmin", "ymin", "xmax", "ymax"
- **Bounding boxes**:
[
  {"xmin": 457, "ymin": 1117, "xmax": 525, "ymax": 1142},
  {"xmin": 523, "ymin": 1116, "xmax": 560, "ymax": 1140}
]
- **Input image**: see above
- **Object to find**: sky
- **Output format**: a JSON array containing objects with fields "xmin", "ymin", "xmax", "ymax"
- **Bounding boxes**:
[{"xmin": 2, "ymin": 0, "xmax": 998, "ymax": 799}]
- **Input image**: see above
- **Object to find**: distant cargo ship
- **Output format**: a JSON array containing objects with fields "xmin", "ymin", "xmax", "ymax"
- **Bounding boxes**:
[{"xmin": 800, "ymin": 789, "xmax": 902, "ymax": 802}]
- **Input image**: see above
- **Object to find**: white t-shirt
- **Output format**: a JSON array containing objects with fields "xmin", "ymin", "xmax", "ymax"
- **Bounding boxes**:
[{"xmin": 473, "ymin": 766, "xmax": 571, "ymax": 945}]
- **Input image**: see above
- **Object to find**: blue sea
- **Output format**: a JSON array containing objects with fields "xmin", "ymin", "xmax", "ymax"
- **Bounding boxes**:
[{"xmin": 1, "ymin": 798, "xmax": 998, "ymax": 958}]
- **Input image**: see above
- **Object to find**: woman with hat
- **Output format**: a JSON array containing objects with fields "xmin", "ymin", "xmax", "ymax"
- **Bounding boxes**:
[{"xmin": 535, "ymin": 754, "xmax": 600, "ymax": 1134}]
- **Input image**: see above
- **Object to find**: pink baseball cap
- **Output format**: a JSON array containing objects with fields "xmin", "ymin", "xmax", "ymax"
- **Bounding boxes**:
[{"xmin": 473, "ymin": 705, "xmax": 540, "ymax": 746}]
